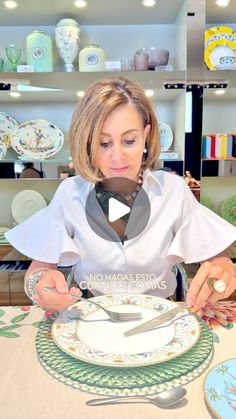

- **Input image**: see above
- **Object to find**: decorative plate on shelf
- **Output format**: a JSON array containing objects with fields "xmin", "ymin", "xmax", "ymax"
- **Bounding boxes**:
[
  {"xmin": 0, "ymin": 133, "xmax": 11, "ymax": 160},
  {"xmin": 200, "ymin": 196, "xmax": 217, "ymax": 212},
  {"xmin": 36, "ymin": 313, "xmax": 214, "ymax": 396},
  {"xmin": 0, "ymin": 112, "xmax": 18, "ymax": 134},
  {"xmin": 52, "ymin": 294, "xmax": 200, "ymax": 368},
  {"xmin": 0, "ymin": 112, "xmax": 18, "ymax": 159},
  {"xmin": 11, "ymin": 189, "xmax": 47, "ymax": 224},
  {"xmin": 204, "ymin": 358, "xmax": 236, "ymax": 419},
  {"xmin": 11, "ymin": 119, "xmax": 64, "ymax": 159},
  {"xmin": 221, "ymin": 195, "xmax": 236, "ymax": 226},
  {"xmin": 205, "ymin": 26, "xmax": 236, "ymax": 71},
  {"xmin": 159, "ymin": 122, "xmax": 173, "ymax": 151}
]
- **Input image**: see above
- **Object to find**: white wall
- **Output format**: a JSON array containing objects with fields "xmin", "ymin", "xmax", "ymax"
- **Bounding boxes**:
[
  {"xmin": 175, "ymin": 0, "xmax": 187, "ymax": 71},
  {"xmin": 203, "ymin": 100, "xmax": 236, "ymax": 134}
]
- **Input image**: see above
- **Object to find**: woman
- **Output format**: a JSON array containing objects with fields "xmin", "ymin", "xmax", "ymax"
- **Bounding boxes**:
[{"xmin": 5, "ymin": 77, "xmax": 236, "ymax": 311}]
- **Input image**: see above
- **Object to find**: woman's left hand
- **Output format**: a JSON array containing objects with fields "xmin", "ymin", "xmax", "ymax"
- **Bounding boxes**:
[{"xmin": 186, "ymin": 261, "xmax": 236, "ymax": 309}]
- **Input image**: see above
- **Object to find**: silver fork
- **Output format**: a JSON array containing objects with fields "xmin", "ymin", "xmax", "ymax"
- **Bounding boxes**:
[{"xmin": 43, "ymin": 286, "xmax": 143, "ymax": 322}]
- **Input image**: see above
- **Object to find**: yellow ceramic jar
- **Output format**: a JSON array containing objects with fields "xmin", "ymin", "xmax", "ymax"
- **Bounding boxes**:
[{"xmin": 79, "ymin": 44, "xmax": 105, "ymax": 71}]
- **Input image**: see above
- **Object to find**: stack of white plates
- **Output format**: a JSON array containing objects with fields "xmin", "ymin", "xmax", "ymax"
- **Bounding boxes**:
[{"xmin": 0, "ymin": 227, "xmax": 10, "ymax": 245}]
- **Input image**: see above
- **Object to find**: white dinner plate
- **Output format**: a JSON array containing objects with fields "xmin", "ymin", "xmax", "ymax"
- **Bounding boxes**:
[
  {"xmin": 52, "ymin": 294, "xmax": 200, "ymax": 368},
  {"xmin": 11, "ymin": 189, "xmax": 47, "ymax": 224},
  {"xmin": 159, "ymin": 121, "xmax": 173, "ymax": 151}
]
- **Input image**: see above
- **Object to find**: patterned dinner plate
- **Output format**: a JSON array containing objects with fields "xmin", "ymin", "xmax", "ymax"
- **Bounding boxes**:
[
  {"xmin": 36, "ymin": 314, "xmax": 214, "ymax": 396},
  {"xmin": 204, "ymin": 358, "xmax": 236, "ymax": 418},
  {"xmin": 11, "ymin": 119, "xmax": 64, "ymax": 159},
  {"xmin": 205, "ymin": 26, "xmax": 236, "ymax": 71},
  {"xmin": 52, "ymin": 295, "xmax": 200, "ymax": 367},
  {"xmin": 0, "ymin": 112, "xmax": 18, "ymax": 134}
]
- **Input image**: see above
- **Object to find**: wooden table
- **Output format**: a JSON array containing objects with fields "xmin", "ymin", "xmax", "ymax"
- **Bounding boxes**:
[{"xmin": 0, "ymin": 305, "xmax": 235, "ymax": 419}]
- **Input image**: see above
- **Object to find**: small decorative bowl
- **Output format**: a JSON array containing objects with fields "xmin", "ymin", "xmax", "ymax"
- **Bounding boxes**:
[{"xmin": 141, "ymin": 47, "xmax": 169, "ymax": 69}]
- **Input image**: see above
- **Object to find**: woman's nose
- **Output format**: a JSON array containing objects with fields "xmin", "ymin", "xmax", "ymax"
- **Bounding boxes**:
[{"xmin": 111, "ymin": 143, "xmax": 124, "ymax": 160}]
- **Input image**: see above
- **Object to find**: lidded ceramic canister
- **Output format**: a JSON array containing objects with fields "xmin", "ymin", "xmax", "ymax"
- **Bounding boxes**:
[
  {"xmin": 79, "ymin": 44, "xmax": 105, "ymax": 72},
  {"xmin": 26, "ymin": 30, "xmax": 53, "ymax": 72}
]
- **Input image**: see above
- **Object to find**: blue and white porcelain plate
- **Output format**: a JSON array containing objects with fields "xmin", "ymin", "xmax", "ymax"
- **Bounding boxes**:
[{"xmin": 204, "ymin": 358, "xmax": 236, "ymax": 418}]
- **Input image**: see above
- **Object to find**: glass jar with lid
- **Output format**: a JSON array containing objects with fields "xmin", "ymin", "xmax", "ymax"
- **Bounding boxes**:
[{"xmin": 79, "ymin": 44, "xmax": 105, "ymax": 72}]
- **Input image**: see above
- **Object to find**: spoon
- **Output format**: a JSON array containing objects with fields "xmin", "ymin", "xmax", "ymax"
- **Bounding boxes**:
[{"xmin": 86, "ymin": 386, "xmax": 187, "ymax": 408}]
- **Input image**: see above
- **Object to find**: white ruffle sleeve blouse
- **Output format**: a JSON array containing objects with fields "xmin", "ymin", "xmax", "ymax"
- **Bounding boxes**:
[{"xmin": 5, "ymin": 169, "xmax": 236, "ymax": 297}]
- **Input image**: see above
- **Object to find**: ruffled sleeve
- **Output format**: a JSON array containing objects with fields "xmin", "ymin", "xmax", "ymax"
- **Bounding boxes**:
[
  {"xmin": 5, "ymin": 182, "xmax": 81, "ymax": 267},
  {"xmin": 167, "ymin": 181, "xmax": 236, "ymax": 264}
]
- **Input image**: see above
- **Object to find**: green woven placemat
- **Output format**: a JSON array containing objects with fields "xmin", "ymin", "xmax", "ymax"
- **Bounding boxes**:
[{"xmin": 36, "ymin": 314, "xmax": 214, "ymax": 396}]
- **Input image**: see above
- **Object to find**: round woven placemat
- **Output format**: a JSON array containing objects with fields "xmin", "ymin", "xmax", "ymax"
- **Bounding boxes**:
[{"xmin": 36, "ymin": 314, "xmax": 214, "ymax": 396}]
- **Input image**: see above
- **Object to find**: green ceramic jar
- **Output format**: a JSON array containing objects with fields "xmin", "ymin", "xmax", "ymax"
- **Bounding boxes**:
[{"xmin": 26, "ymin": 30, "xmax": 53, "ymax": 72}]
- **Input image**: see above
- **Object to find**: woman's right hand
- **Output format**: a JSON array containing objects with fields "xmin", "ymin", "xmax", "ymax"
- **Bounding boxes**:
[{"xmin": 33, "ymin": 270, "xmax": 82, "ymax": 311}]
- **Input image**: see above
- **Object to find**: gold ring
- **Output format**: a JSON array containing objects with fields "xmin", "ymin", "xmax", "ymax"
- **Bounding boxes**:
[{"xmin": 206, "ymin": 277, "xmax": 227, "ymax": 293}]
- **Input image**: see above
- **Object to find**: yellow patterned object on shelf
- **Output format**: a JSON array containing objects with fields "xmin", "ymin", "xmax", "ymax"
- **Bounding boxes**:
[{"xmin": 205, "ymin": 26, "xmax": 236, "ymax": 71}]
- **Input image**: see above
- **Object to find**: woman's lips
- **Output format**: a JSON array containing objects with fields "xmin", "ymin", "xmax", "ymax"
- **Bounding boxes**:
[{"xmin": 111, "ymin": 166, "xmax": 129, "ymax": 174}]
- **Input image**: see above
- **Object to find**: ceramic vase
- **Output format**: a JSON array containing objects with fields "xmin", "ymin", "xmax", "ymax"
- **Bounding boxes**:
[{"xmin": 55, "ymin": 19, "xmax": 80, "ymax": 72}]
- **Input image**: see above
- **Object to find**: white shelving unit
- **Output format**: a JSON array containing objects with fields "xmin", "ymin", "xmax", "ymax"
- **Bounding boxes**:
[
  {"xmin": 0, "ymin": 0, "xmax": 188, "ymax": 229},
  {"xmin": 201, "ymin": 0, "xmax": 236, "ymax": 209}
]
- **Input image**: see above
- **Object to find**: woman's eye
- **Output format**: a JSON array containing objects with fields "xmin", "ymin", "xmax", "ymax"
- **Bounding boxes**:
[
  {"xmin": 124, "ymin": 139, "xmax": 136, "ymax": 146},
  {"xmin": 100, "ymin": 142, "xmax": 112, "ymax": 148}
]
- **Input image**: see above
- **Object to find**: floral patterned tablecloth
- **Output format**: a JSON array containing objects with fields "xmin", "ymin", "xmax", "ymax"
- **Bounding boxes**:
[{"xmin": 0, "ymin": 305, "xmax": 235, "ymax": 419}]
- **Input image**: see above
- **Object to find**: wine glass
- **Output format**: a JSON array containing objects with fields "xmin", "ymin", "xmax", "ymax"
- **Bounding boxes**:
[{"xmin": 5, "ymin": 45, "xmax": 21, "ymax": 72}]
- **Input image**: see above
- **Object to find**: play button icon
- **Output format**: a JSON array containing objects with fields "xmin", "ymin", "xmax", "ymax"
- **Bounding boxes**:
[
  {"xmin": 85, "ymin": 176, "xmax": 151, "ymax": 242},
  {"xmin": 108, "ymin": 198, "xmax": 130, "ymax": 222}
]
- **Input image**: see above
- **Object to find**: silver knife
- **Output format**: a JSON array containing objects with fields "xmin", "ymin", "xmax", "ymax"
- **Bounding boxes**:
[{"xmin": 124, "ymin": 303, "xmax": 189, "ymax": 337}]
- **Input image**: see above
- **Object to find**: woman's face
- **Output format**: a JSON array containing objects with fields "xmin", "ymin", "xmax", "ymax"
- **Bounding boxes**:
[{"xmin": 95, "ymin": 104, "xmax": 150, "ymax": 180}]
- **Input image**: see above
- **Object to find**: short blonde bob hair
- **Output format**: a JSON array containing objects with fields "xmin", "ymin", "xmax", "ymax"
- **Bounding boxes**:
[{"xmin": 69, "ymin": 76, "xmax": 160, "ymax": 182}]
